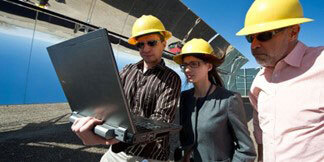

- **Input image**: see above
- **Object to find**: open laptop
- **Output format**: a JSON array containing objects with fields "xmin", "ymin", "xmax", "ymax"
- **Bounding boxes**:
[{"xmin": 47, "ymin": 28, "xmax": 181, "ymax": 144}]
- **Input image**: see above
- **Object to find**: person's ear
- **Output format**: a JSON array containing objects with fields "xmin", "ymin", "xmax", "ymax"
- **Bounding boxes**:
[
  {"xmin": 208, "ymin": 63, "xmax": 213, "ymax": 71},
  {"xmin": 162, "ymin": 40, "xmax": 166, "ymax": 49},
  {"xmin": 289, "ymin": 25, "xmax": 300, "ymax": 41}
]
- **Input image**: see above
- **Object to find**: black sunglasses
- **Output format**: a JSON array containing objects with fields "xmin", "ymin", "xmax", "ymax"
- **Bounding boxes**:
[
  {"xmin": 245, "ymin": 28, "xmax": 285, "ymax": 43},
  {"xmin": 135, "ymin": 40, "xmax": 160, "ymax": 49}
]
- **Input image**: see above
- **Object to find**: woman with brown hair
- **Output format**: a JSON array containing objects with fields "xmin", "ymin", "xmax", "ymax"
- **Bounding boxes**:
[{"xmin": 173, "ymin": 38, "xmax": 256, "ymax": 162}]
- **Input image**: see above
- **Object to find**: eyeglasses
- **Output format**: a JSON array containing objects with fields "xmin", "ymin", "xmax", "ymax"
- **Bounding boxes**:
[
  {"xmin": 180, "ymin": 61, "xmax": 203, "ymax": 71},
  {"xmin": 245, "ymin": 28, "xmax": 285, "ymax": 43},
  {"xmin": 135, "ymin": 40, "xmax": 160, "ymax": 49}
]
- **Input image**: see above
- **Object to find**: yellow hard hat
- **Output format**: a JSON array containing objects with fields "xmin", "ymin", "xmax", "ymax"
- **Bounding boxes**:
[
  {"xmin": 236, "ymin": 0, "xmax": 313, "ymax": 36},
  {"xmin": 173, "ymin": 38, "xmax": 224, "ymax": 67},
  {"xmin": 128, "ymin": 15, "xmax": 172, "ymax": 45}
]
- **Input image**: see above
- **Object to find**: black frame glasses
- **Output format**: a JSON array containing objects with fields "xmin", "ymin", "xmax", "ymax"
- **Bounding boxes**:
[
  {"xmin": 245, "ymin": 28, "xmax": 286, "ymax": 43},
  {"xmin": 180, "ymin": 61, "xmax": 203, "ymax": 71},
  {"xmin": 135, "ymin": 40, "xmax": 160, "ymax": 49}
]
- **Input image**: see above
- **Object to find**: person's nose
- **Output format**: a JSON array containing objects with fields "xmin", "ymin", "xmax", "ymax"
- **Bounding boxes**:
[
  {"xmin": 141, "ymin": 43, "xmax": 152, "ymax": 52},
  {"xmin": 184, "ymin": 66, "xmax": 191, "ymax": 73},
  {"xmin": 251, "ymin": 37, "xmax": 261, "ymax": 50}
]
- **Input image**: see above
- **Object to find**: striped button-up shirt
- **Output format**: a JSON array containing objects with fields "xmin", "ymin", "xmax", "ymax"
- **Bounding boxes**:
[
  {"xmin": 112, "ymin": 59, "xmax": 181, "ymax": 160},
  {"xmin": 249, "ymin": 42, "xmax": 324, "ymax": 162}
]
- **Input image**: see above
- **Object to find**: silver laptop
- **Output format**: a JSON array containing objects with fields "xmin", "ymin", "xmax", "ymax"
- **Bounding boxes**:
[{"xmin": 47, "ymin": 28, "xmax": 181, "ymax": 144}]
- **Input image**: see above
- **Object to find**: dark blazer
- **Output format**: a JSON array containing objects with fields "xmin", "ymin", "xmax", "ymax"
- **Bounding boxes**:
[{"xmin": 180, "ymin": 87, "xmax": 256, "ymax": 162}]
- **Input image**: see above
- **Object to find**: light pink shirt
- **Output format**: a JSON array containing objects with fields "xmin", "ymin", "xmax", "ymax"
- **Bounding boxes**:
[{"xmin": 249, "ymin": 42, "xmax": 324, "ymax": 162}]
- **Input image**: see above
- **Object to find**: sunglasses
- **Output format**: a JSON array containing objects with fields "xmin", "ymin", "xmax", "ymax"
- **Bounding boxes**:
[
  {"xmin": 180, "ymin": 61, "xmax": 204, "ymax": 72},
  {"xmin": 245, "ymin": 28, "xmax": 285, "ymax": 43},
  {"xmin": 135, "ymin": 40, "xmax": 160, "ymax": 49}
]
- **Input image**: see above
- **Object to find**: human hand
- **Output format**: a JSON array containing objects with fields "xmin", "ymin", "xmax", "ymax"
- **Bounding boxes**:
[{"xmin": 71, "ymin": 117, "xmax": 120, "ymax": 145}]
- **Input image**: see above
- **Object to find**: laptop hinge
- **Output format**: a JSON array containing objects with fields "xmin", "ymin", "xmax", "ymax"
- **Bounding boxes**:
[
  {"xmin": 69, "ymin": 112, "xmax": 133, "ymax": 143},
  {"xmin": 114, "ymin": 127, "xmax": 127, "ymax": 142},
  {"xmin": 69, "ymin": 111, "xmax": 83, "ymax": 123},
  {"xmin": 94, "ymin": 125, "xmax": 115, "ymax": 139}
]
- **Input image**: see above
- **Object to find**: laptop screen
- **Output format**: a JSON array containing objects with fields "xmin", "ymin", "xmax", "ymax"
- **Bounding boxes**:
[{"xmin": 47, "ymin": 29, "xmax": 136, "ymax": 134}]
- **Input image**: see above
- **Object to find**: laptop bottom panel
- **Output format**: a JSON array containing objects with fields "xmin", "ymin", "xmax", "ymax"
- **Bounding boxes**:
[{"xmin": 69, "ymin": 112, "xmax": 181, "ymax": 144}]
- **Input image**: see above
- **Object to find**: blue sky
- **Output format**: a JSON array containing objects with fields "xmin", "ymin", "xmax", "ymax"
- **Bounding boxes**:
[{"xmin": 182, "ymin": 0, "xmax": 324, "ymax": 68}]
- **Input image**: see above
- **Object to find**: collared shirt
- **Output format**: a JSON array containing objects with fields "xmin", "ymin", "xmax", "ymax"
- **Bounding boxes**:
[
  {"xmin": 112, "ymin": 59, "xmax": 181, "ymax": 160},
  {"xmin": 249, "ymin": 41, "xmax": 324, "ymax": 162}
]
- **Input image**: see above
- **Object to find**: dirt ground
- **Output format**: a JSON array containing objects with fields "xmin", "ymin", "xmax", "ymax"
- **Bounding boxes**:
[{"xmin": 0, "ymin": 103, "xmax": 108, "ymax": 162}]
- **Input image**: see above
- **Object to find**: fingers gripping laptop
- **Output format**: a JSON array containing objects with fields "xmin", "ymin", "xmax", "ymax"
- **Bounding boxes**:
[{"xmin": 47, "ymin": 28, "xmax": 181, "ymax": 144}]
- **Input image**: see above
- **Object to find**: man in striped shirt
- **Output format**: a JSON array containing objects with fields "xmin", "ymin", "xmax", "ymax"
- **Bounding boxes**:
[{"xmin": 72, "ymin": 15, "xmax": 181, "ymax": 162}]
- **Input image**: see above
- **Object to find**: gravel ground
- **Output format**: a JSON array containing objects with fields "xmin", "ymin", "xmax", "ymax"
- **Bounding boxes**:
[{"xmin": 0, "ymin": 103, "xmax": 108, "ymax": 162}]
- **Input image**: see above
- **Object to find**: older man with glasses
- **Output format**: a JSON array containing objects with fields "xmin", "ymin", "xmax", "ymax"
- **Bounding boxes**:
[
  {"xmin": 236, "ymin": 0, "xmax": 324, "ymax": 162},
  {"xmin": 71, "ymin": 15, "xmax": 181, "ymax": 162}
]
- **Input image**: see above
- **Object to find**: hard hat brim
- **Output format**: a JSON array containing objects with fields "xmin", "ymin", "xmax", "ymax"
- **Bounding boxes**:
[
  {"xmin": 128, "ymin": 30, "xmax": 172, "ymax": 45},
  {"xmin": 236, "ymin": 18, "xmax": 313, "ymax": 36},
  {"xmin": 173, "ymin": 53, "xmax": 224, "ymax": 67}
]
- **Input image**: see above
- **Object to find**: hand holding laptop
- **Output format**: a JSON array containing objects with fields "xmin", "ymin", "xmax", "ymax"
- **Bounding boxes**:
[{"xmin": 71, "ymin": 117, "xmax": 120, "ymax": 145}]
